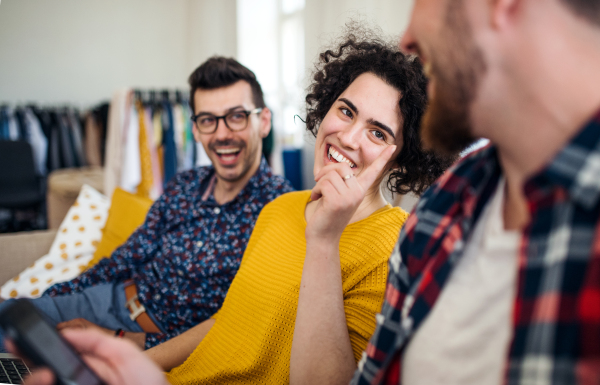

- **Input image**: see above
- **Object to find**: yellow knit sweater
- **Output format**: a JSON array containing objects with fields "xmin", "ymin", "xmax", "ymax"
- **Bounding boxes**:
[{"xmin": 167, "ymin": 191, "xmax": 408, "ymax": 385}]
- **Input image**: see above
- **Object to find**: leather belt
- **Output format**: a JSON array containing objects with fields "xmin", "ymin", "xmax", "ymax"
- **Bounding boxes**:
[{"xmin": 123, "ymin": 280, "xmax": 161, "ymax": 334}]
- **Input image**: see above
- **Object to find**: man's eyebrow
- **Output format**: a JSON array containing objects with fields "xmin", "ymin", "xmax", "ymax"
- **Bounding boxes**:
[
  {"xmin": 196, "ymin": 105, "xmax": 245, "ymax": 115},
  {"xmin": 338, "ymin": 97, "xmax": 396, "ymax": 140}
]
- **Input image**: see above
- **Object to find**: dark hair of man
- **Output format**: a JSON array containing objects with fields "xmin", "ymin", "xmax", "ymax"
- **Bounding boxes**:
[
  {"xmin": 188, "ymin": 56, "xmax": 266, "ymax": 111},
  {"xmin": 560, "ymin": 0, "xmax": 600, "ymax": 25},
  {"xmin": 305, "ymin": 27, "xmax": 457, "ymax": 195}
]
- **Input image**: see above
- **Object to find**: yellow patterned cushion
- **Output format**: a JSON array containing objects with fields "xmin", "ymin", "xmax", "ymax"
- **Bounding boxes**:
[{"xmin": 86, "ymin": 188, "xmax": 153, "ymax": 268}]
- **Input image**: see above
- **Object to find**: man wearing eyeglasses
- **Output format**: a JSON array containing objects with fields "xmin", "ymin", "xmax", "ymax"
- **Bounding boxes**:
[{"xmin": 0, "ymin": 57, "xmax": 293, "ymax": 353}]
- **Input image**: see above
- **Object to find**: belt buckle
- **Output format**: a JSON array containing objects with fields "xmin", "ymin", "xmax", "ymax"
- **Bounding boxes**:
[{"xmin": 125, "ymin": 294, "xmax": 146, "ymax": 322}]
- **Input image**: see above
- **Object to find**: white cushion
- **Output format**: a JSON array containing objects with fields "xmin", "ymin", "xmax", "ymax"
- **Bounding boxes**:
[{"xmin": 0, "ymin": 184, "xmax": 109, "ymax": 299}]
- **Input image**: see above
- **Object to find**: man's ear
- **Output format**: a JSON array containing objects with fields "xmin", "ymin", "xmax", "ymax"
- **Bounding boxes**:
[
  {"xmin": 259, "ymin": 107, "xmax": 272, "ymax": 138},
  {"xmin": 192, "ymin": 123, "xmax": 202, "ymax": 142},
  {"xmin": 490, "ymin": 0, "xmax": 521, "ymax": 30}
]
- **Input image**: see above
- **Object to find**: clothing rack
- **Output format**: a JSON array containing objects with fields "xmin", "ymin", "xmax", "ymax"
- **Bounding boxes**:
[
  {"xmin": 103, "ymin": 88, "xmax": 210, "ymax": 201},
  {"xmin": 0, "ymin": 104, "xmax": 96, "ymax": 176}
]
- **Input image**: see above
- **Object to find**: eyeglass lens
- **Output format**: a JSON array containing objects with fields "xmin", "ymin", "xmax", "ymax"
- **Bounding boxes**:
[{"xmin": 195, "ymin": 111, "xmax": 248, "ymax": 133}]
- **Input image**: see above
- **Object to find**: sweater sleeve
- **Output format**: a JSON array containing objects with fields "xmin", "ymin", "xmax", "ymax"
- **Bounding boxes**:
[
  {"xmin": 43, "ymin": 188, "xmax": 169, "ymax": 297},
  {"xmin": 343, "ymin": 259, "xmax": 389, "ymax": 363}
]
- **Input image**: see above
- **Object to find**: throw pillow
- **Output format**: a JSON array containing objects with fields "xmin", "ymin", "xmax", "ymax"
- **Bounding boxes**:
[
  {"xmin": 0, "ymin": 185, "xmax": 109, "ymax": 299},
  {"xmin": 86, "ymin": 188, "xmax": 153, "ymax": 267}
]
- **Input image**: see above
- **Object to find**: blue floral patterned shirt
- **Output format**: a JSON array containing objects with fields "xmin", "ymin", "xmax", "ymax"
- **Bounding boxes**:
[{"xmin": 44, "ymin": 158, "xmax": 293, "ymax": 348}]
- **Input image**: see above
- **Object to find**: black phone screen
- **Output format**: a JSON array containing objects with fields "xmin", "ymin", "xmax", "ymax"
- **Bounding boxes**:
[{"xmin": 0, "ymin": 300, "xmax": 103, "ymax": 385}]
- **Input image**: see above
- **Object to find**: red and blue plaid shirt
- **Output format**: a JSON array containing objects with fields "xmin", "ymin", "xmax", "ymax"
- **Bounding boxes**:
[{"xmin": 352, "ymin": 110, "xmax": 600, "ymax": 385}]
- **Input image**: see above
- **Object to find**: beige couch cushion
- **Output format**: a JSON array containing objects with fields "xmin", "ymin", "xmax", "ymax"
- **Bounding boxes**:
[{"xmin": 0, "ymin": 230, "xmax": 57, "ymax": 286}]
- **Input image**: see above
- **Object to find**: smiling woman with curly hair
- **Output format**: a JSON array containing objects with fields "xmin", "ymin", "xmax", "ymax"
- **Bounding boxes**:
[
  {"xmin": 305, "ymin": 29, "xmax": 455, "ymax": 196},
  {"xmin": 146, "ymin": 28, "xmax": 456, "ymax": 385}
]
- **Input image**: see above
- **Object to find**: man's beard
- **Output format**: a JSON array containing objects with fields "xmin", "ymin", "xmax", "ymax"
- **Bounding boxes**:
[
  {"xmin": 208, "ymin": 138, "xmax": 256, "ymax": 183},
  {"xmin": 421, "ymin": 1, "xmax": 487, "ymax": 156}
]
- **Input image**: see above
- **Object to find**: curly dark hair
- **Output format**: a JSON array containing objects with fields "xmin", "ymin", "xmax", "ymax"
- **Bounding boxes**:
[{"xmin": 305, "ymin": 29, "xmax": 456, "ymax": 195}]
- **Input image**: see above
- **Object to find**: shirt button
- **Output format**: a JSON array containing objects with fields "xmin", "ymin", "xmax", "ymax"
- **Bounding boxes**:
[
  {"xmin": 214, "ymin": 207, "xmax": 221, "ymax": 214},
  {"xmin": 177, "ymin": 270, "xmax": 184, "ymax": 277},
  {"xmin": 154, "ymin": 294, "xmax": 161, "ymax": 301},
  {"xmin": 196, "ymin": 241, "xmax": 204, "ymax": 248}
]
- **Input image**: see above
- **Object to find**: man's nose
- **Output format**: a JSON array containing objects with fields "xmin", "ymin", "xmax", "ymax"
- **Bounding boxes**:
[
  {"xmin": 399, "ymin": 24, "xmax": 418, "ymax": 55},
  {"xmin": 213, "ymin": 117, "xmax": 233, "ymax": 139}
]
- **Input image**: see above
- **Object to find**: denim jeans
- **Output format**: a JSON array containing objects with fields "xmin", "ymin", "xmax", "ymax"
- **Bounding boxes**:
[{"xmin": 0, "ymin": 282, "xmax": 158, "ymax": 352}]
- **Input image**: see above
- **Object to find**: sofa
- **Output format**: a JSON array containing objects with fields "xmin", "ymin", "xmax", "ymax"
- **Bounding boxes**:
[{"xmin": 0, "ymin": 230, "xmax": 56, "ymax": 287}]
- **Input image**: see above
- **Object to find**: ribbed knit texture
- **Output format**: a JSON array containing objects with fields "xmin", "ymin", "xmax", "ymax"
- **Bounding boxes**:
[{"xmin": 167, "ymin": 191, "xmax": 408, "ymax": 385}]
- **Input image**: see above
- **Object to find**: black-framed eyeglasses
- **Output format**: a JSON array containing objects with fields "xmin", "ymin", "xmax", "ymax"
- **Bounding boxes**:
[{"xmin": 191, "ymin": 108, "xmax": 263, "ymax": 134}]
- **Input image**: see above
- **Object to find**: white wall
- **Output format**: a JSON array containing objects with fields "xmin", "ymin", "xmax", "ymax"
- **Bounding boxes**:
[
  {"xmin": 304, "ymin": 0, "xmax": 414, "ymax": 82},
  {"xmin": 0, "ymin": 0, "xmax": 236, "ymax": 108},
  {"xmin": 187, "ymin": 0, "xmax": 237, "ymax": 76}
]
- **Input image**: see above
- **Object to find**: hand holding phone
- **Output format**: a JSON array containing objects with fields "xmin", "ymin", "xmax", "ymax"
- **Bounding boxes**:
[
  {"xmin": 0, "ymin": 299, "xmax": 104, "ymax": 385},
  {"xmin": 1, "ymin": 299, "xmax": 168, "ymax": 385}
]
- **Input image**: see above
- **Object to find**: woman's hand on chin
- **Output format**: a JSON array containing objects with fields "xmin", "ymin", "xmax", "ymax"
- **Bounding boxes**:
[{"xmin": 307, "ymin": 145, "xmax": 396, "ymax": 241}]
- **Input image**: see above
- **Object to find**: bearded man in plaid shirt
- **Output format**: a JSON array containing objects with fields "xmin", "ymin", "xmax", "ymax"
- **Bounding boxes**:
[{"xmin": 352, "ymin": 0, "xmax": 600, "ymax": 384}]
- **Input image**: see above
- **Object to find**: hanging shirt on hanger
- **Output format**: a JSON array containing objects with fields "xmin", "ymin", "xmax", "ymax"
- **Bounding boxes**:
[
  {"xmin": 6, "ymin": 107, "xmax": 20, "ymax": 141},
  {"xmin": 144, "ymin": 106, "xmax": 163, "ymax": 200},
  {"xmin": 67, "ymin": 109, "xmax": 86, "ymax": 167},
  {"xmin": 24, "ymin": 107, "xmax": 48, "ymax": 176},
  {"xmin": 135, "ymin": 101, "xmax": 153, "ymax": 199},
  {"xmin": 162, "ymin": 100, "xmax": 177, "ymax": 186},
  {"xmin": 172, "ymin": 102, "xmax": 186, "ymax": 172},
  {"xmin": 120, "ymin": 103, "xmax": 141, "ymax": 193},
  {"xmin": 104, "ymin": 88, "xmax": 133, "ymax": 199}
]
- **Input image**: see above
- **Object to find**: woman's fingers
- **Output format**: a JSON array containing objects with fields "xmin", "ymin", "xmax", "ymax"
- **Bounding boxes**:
[
  {"xmin": 315, "ymin": 145, "xmax": 396, "ymax": 192},
  {"xmin": 354, "ymin": 145, "xmax": 396, "ymax": 190},
  {"xmin": 311, "ymin": 167, "xmax": 354, "ymax": 202},
  {"xmin": 314, "ymin": 162, "xmax": 354, "ymax": 183}
]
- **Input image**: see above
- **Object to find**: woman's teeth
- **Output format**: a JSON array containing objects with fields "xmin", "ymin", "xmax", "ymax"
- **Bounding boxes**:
[{"xmin": 328, "ymin": 147, "xmax": 355, "ymax": 168}]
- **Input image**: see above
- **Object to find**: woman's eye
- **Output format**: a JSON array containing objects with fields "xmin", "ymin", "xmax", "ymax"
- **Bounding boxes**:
[
  {"xmin": 372, "ymin": 130, "xmax": 385, "ymax": 141},
  {"xmin": 340, "ymin": 107, "xmax": 353, "ymax": 118}
]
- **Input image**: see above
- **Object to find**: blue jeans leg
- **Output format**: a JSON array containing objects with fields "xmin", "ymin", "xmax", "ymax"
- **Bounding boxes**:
[{"xmin": 0, "ymin": 282, "xmax": 148, "ymax": 353}]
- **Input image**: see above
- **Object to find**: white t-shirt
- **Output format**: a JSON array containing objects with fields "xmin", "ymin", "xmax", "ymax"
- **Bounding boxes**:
[{"xmin": 402, "ymin": 178, "xmax": 520, "ymax": 385}]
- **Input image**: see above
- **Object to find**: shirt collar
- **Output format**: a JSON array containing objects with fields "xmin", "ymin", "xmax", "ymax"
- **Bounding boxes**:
[{"xmin": 528, "ymin": 109, "xmax": 600, "ymax": 210}]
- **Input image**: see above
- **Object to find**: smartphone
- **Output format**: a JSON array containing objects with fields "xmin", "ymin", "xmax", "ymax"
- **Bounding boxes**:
[{"xmin": 0, "ymin": 299, "xmax": 104, "ymax": 385}]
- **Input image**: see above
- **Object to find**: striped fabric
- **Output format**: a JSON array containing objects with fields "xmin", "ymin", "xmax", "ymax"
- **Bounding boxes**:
[{"xmin": 352, "ymin": 110, "xmax": 600, "ymax": 385}]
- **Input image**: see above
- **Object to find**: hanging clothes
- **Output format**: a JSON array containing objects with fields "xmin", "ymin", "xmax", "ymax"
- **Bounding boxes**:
[
  {"xmin": 162, "ymin": 99, "xmax": 178, "ymax": 186},
  {"xmin": 66, "ymin": 109, "xmax": 86, "ymax": 167},
  {"xmin": 135, "ymin": 101, "xmax": 153, "ymax": 199},
  {"xmin": 24, "ymin": 108, "xmax": 48, "ymax": 176},
  {"xmin": 103, "ymin": 89, "xmax": 201, "ymax": 200},
  {"xmin": 143, "ymin": 106, "xmax": 163, "ymax": 200},
  {"xmin": 120, "ymin": 102, "xmax": 141, "ymax": 193},
  {"xmin": 104, "ymin": 88, "xmax": 133, "ymax": 200}
]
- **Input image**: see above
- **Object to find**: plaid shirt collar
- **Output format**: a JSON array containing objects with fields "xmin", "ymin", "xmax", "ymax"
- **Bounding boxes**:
[
  {"xmin": 352, "ymin": 108, "xmax": 600, "ymax": 385},
  {"xmin": 530, "ymin": 109, "xmax": 600, "ymax": 210}
]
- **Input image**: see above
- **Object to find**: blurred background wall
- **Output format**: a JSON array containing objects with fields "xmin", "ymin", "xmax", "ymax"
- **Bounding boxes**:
[
  {"xmin": 0, "ymin": 0, "xmax": 415, "ymax": 197},
  {"xmin": 0, "ymin": 0, "xmax": 412, "ymax": 110},
  {"xmin": 0, "ymin": 0, "xmax": 237, "ymax": 107}
]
